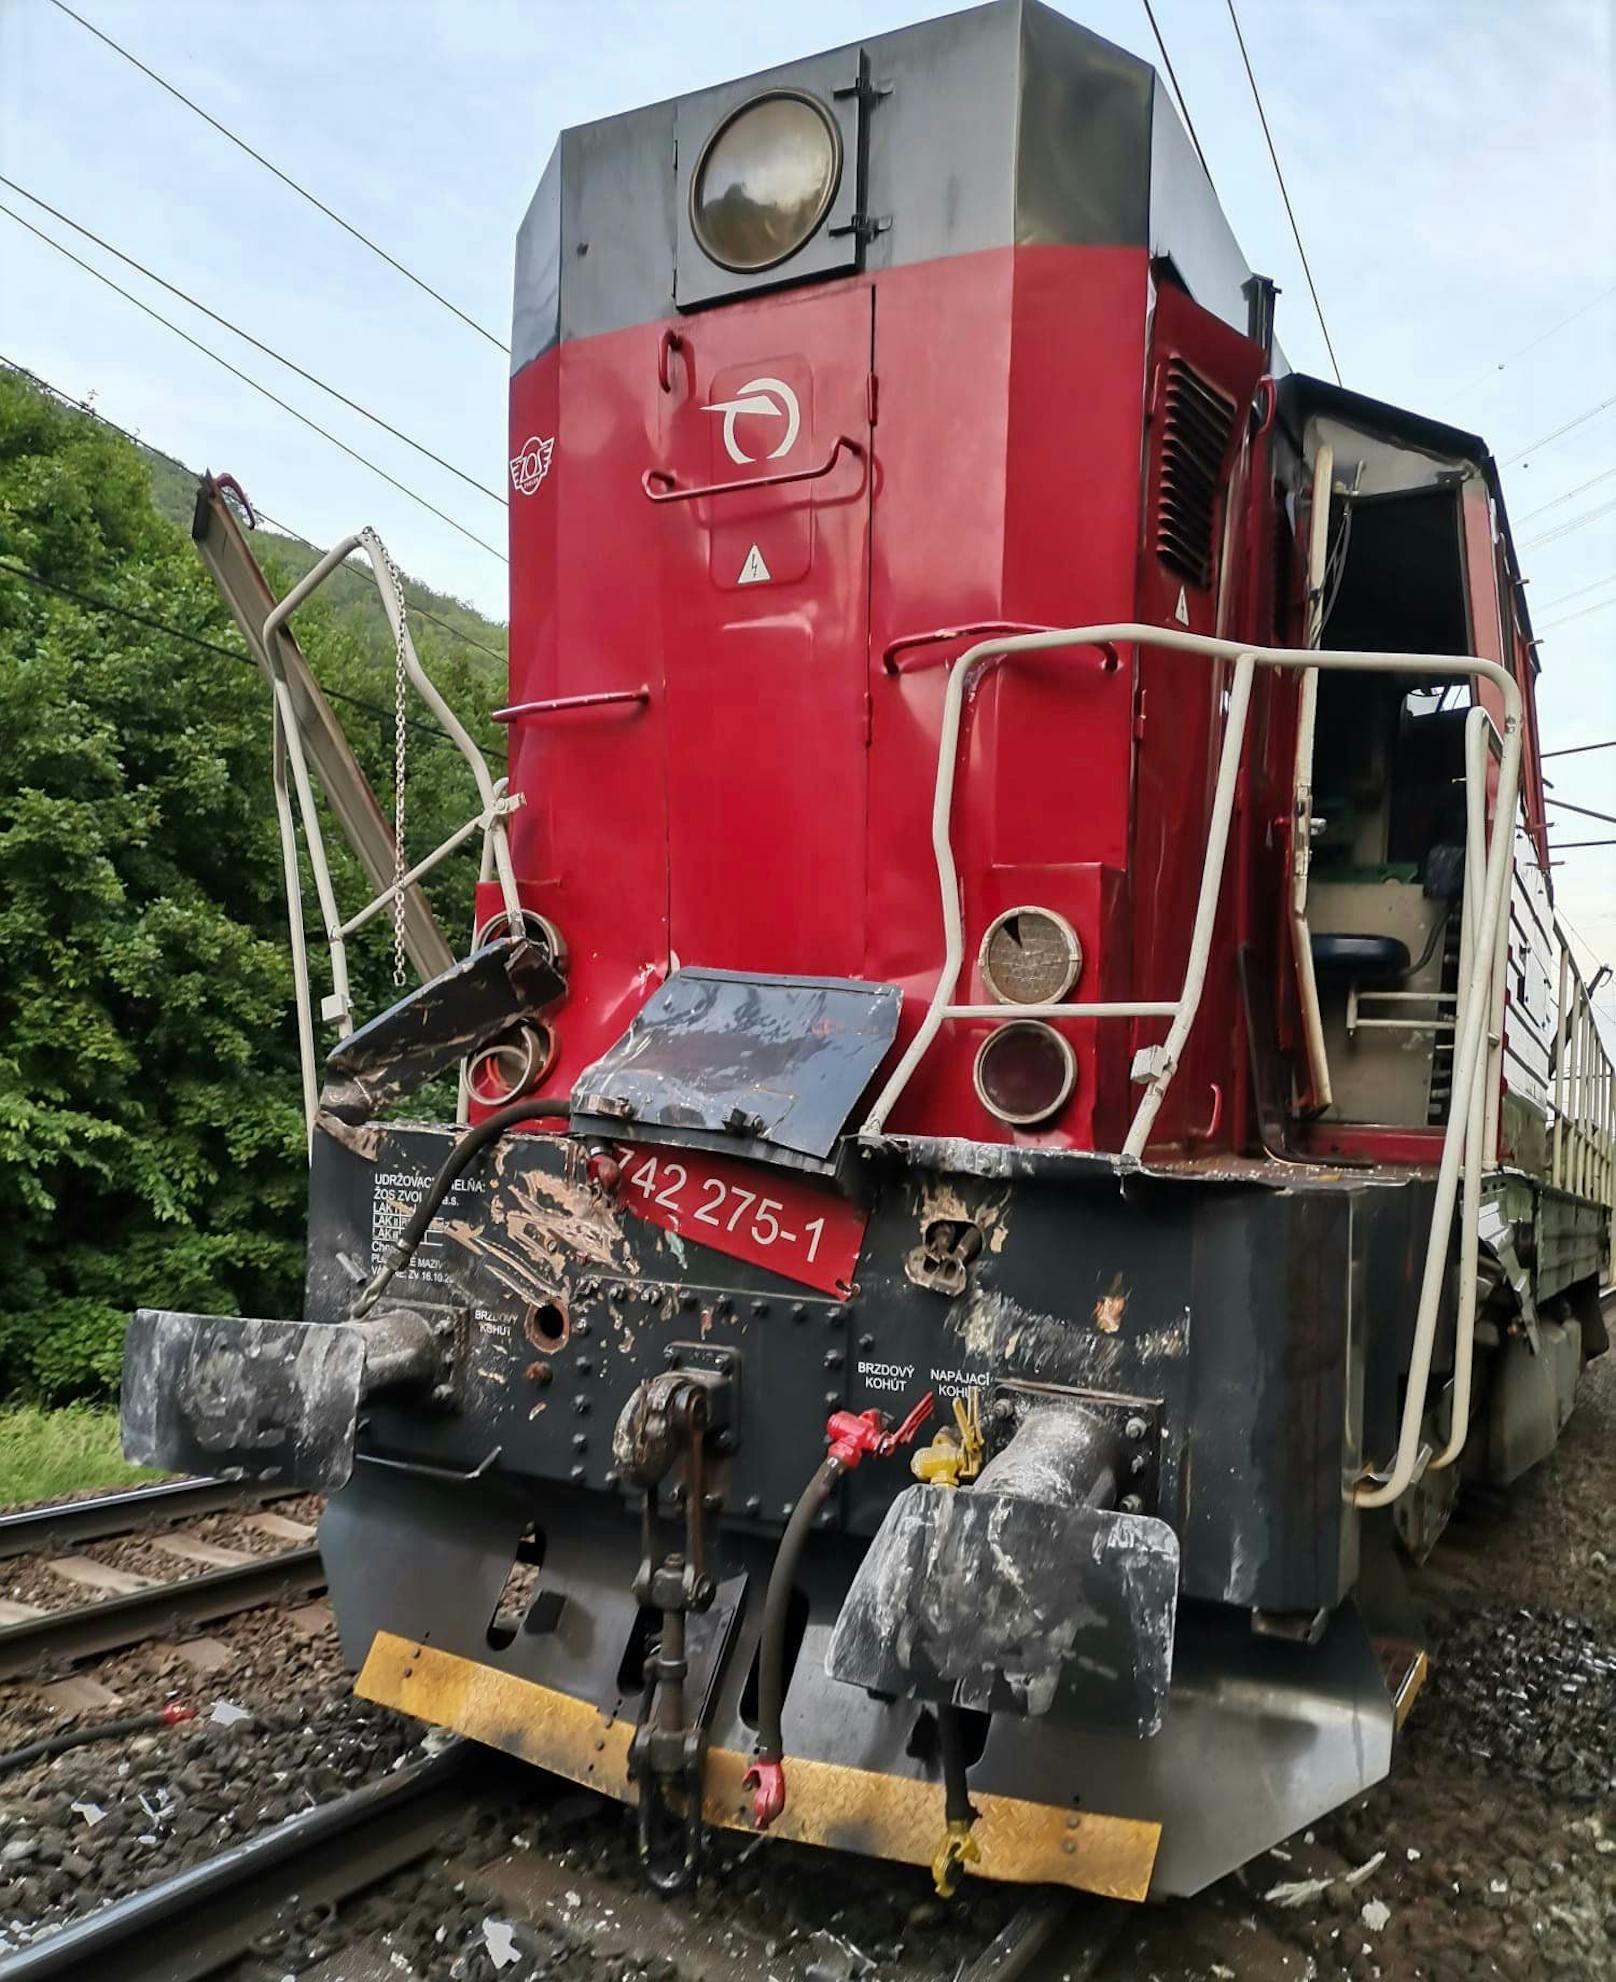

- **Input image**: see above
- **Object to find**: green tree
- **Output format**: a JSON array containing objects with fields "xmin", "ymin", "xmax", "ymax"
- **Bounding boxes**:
[{"xmin": 0, "ymin": 371, "xmax": 503, "ymax": 1397}]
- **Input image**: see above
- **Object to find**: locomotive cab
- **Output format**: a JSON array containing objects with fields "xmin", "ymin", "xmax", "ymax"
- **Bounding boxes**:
[{"xmin": 121, "ymin": 0, "xmax": 1612, "ymax": 1909}]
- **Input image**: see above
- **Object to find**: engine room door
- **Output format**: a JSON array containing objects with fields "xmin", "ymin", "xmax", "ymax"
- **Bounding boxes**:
[{"xmin": 653, "ymin": 283, "xmax": 873, "ymax": 978}]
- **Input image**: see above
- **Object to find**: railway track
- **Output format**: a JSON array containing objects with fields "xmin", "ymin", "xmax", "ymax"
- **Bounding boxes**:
[
  {"xmin": 0, "ymin": 1489, "xmax": 1131, "ymax": 1981},
  {"xmin": 0, "ymin": 1479, "xmax": 323, "ymax": 1683},
  {"xmin": 0, "ymin": 1477, "xmax": 294, "ymax": 1561},
  {"xmin": 0, "ymin": 1742, "xmax": 486, "ymax": 1981},
  {"xmin": 0, "ymin": 1545, "xmax": 326, "ymax": 1679},
  {"xmin": 0, "ymin": 1735, "xmax": 1126, "ymax": 1982}
]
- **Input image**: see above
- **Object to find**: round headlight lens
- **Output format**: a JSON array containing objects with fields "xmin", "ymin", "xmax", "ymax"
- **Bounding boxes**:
[
  {"xmin": 979, "ymin": 906, "xmax": 1083, "ymax": 1006},
  {"xmin": 691, "ymin": 92, "xmax": 841, "ymax": 273},
  {"xmin": 973, "ymin": 1022, "xmax": 1076, "ymax": 1127}
]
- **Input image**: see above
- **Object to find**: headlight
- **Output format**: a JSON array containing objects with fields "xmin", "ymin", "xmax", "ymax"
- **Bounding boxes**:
[
  {"xmin": 973, "ymin": 1022, "xmax": 1076, "ymax": 1127},
  {"xmin": 467, "ymin": 1020, "xmax": 554, "ymax": 1108},
  {"xmin": 690, "ymin": 91, "xmax": 842, "ymax": 273},
  {"xmin": 979, "ymin": 907, "xmax": 1082, "ymax": 1006},
  {"xmin": 474, "ymin": 908, "xmax": 567, "ymax": 977}
]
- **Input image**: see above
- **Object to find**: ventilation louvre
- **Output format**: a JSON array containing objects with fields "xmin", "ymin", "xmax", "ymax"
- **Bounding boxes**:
[{"xmin": 1154, "ymin": 357, "xmax": 1238, "ymax": 591}]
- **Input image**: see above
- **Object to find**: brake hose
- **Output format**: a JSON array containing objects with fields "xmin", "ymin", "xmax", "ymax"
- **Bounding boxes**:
[
  {"xmin": 745, "ymin": 1392, "xmax": 935, "ymax": 1830},
  {"xmin": 744, "ymin": 1453, "xmax": 845, "ymax": 1828},
  {"xmin": 0, "ymin": 1703, "xmax": 196, "ymax": 1780},
  {"xmin": 933, "ymin": 1702, "xmax": 981, "ymax": 1896},
  {"xmin": 352, "ymin": 1094, "xmax": 570, "ymax": 1317}
]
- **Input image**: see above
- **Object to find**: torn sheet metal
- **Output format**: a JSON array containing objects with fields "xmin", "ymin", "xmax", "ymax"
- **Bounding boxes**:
[
  {"xmin": 321, "ymin": 937, "xmax": 564, "ymax": 1126},
  {"xmin": 571, "ymin": 969, "xmax": 902, "ymax": 1165}
]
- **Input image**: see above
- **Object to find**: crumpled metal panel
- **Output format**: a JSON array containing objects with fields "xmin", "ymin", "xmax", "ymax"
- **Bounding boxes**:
[
  {"xmin": 320, "ymin": 937, "xmax": 565, "ymax": 1127},
  {"xmin": 827, "ymin": 1482, "xmax": 1179, "ymax": 1735},
  {"xmin": 121, "ymin": 1310, "xmax": 365, "ymax": 1492},
  {"xmin": 570, "ymin": 969, "xmax": 901, "ymax": 1163}
]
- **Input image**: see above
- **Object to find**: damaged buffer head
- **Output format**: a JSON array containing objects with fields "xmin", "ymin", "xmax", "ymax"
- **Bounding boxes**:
[
  {"xmin": 120, "ymin": 1305, "xmax": 451, "ymax": 1492},
  {"xmin": 120, "ymin": 938, "xmax": 560, "ymax": 1491},
  {"xmin": 828, "ymin": 1391, "xmax": 1180, "ymax": 1735}
]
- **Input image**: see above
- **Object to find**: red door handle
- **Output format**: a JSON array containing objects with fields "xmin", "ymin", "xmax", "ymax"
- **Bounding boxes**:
[{"xmin": 640, "ymin": 434, "xmax": 863, "ymax": 504}]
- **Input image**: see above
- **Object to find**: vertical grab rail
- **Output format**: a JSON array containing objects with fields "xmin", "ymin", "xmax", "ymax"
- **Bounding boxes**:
[
  {"xmin": 1428, "ymin": 706, "xmax": 1505, "ymax": 1474},
  {"xmin": 260, "ymin": 529, "xmax": 526, "ymax": 1153},
  {"xmin": 858, "ymin": 621, "xmax": 1523, "ymax": 1511}
]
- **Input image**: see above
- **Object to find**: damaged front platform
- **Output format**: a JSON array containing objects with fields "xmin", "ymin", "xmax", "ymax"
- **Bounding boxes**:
[
  {"xmin": 128, "ymin": 1070, "xmax": 1434, "ymax": 1903},
  {"xmin": 327, "ymin": 1464, "xmax": 1393, "ymax": 1899}
]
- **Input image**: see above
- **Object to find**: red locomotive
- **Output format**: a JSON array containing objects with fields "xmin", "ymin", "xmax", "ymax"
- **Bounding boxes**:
[{"xmin": 126, "ymin": 0, "xmax": 1614, "ymax": 1905}]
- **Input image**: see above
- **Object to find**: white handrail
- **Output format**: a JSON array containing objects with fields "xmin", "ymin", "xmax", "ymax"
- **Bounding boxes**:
[
  {"xmin": 856, "ymin": 621, "xmax": 1524, "ymax": 1512},
  {"xmin": 1428, "ymin": 705, "xmax": 1503, "ymax": 1475},
  {"xmin": 260, "ymin": 528, "xmax": 526, "ymax": 1153}
]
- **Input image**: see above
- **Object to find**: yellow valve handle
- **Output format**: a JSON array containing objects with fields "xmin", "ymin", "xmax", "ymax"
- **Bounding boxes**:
[
  {"xmin": 912, "ymin": 1389, "xmax": 988, "ymax": 1490},
  {"xmin": 932, "ymin": 1818, "xmax": 981, "ymax": 1898},
  {"xmin": 954, "ymin": 1390, "xmax": 985, "ymax": 1479},
  {"xmin": 912, "ymin": 1434, "xmax": 965, "ymax": 1488}
]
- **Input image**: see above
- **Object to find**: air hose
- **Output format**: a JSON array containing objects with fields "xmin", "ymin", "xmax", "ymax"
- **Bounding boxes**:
[
  {"xmin": 0, "ymin": 1703, "xmax": 196, "ymax": 1780},
  {"xmin": 352, "ymin": 1094, "xmax": 570, "ymax": 1317},
  {"xmin": 933, "ymin": 1702, "xmax": 981, "ymax": 1896},
  {"xmin": 744, "ymin": 1454, "xmax": 845, "ymax": 1828},
  {"xmin": 745, "ymin": 1392, "xmax": 935, "ymax": 1831}
]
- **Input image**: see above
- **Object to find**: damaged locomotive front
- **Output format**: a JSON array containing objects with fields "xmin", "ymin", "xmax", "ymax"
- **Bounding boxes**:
[{"xmin": 119, "ymin": 0, "xmax": 1613, "ymax": 1913}]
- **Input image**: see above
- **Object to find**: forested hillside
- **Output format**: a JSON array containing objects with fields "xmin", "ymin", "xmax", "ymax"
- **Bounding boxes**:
[{"xmin": 0, "ymin": 368, "xmax": 508, "ymax": 1398}]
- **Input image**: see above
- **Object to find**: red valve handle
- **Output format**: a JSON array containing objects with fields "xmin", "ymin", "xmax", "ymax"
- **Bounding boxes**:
[
  {"xmin": 887, "ymin": 1390, "xmax": 938, "ymax": 1450},
  {"xmin": 824, "ymin": 1390, "xmax": 935, "ymax": 1469},
  {"xmin": 743, "ymin": 1758, "xmax": 786, "ymax": 1830}
]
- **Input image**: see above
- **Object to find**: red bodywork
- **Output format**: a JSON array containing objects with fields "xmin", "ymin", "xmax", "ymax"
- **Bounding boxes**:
[{"xmin": 494, "ymin": 242, "xmax": 1528, "ymax": 1160}]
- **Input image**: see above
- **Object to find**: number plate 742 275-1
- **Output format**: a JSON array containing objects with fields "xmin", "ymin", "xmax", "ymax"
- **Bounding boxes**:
[{"xmin": 613, "ymin": 1145, "xmax": 865, "ymax": 1298}]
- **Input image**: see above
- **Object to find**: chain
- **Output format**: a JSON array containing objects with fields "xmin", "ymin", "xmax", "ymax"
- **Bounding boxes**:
[{"xmin": 387, "ymin": 544, "xmax": 409, "ymax": 988}]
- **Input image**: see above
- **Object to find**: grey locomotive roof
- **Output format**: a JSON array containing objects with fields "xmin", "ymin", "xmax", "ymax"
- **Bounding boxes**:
[{"xmin": 512, "ymin": 0, "xmax": 1255, "ymax": 370}]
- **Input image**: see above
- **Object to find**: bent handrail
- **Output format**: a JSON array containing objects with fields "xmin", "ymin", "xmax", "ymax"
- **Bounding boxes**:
[{"xmin": 856, "ymin": 620, "xmax": 1524, "ymax": 1512}]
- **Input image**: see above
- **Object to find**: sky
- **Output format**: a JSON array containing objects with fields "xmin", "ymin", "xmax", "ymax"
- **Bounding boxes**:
[{"xmin": 0, "ymin": 0, "xmax": 1612, "ymax": 1010}]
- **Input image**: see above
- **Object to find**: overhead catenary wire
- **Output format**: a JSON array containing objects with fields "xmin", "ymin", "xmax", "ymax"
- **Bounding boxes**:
[
  {"xmin": 0, "ymin": 202, "xmax": 508, "ymax": 564},
  {"xmin": 1516, "ymin": 465, "xmax": 1616, "ymax": 524},
  {"xmin": 1503, "ymin": 393, "xmax": 1616, "ymax": 467},
  {"xmin": 1542, "ymin": 738, "xmax": 1616, "ymax": 760},
  {"xmin": 1222, "ymin": 0, "xmax": 1341, "ymax": 384},
  {"xmin": 1540, "ymin": 595, "xmax": 1616, "ymax": 633},
  {"xmin": 1536, "ymin": 571, "xmax": 1616, "ymax": 611},
  {"xmin": 404, "ymin": 603, "xmax": 507, "ymax": 668},
  {"xmin": 49, "ymin": 0, "xmax": 508, "ymax": 355},
  {"xmin": 0, "ymin": 554, "xmax": 477, "ymax": 754},
  {"xmin": 1447, "ymin": 281, "xmax": 1616, "ymax": 402},
  {"xmin": 0, "ymin": 355, "xmax": 511, "ymax": 677},
  {"xmin": 1521, "ymin": 494, "xmax": 1616, "ymax": 554},
  {"xmin": 0, "ymin": 176, "xmax": 505, "ymax": 507},
  {"xmin": 1139, "ymin": 1, "xmax": 1216, "ymax": 188}
]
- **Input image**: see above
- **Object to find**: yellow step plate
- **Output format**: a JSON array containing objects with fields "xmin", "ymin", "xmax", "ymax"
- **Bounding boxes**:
[{"xmin": 357, "ymin": 1630, "xmax": 1160, "ymax": 1901}]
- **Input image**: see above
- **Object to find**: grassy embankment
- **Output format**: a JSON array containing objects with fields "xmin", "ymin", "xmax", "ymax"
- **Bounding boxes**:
[{"xmin": 0, "ymin": 1404, "xmax": 158, "ymax": 1507}]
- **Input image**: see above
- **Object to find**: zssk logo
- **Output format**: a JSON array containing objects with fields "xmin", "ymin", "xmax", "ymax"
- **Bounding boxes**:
[
  {"xmin": 703, "ymin": 377, "xmax": 801, "ymax": 465},
  {"xmin": 509, "ymin": 435, "xmax": 554, "ymax": 495}
]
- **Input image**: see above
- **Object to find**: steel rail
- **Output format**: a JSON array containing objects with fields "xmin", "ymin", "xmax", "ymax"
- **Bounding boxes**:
[
  {"xmin": 0, "ymin": 1743, "xmax": 482, "ymax": 1982},
  {"xmin": 0, "ymin": 1478, "xmax": 291, "ymax": 1562},
  {"xmin": 961, "ymin": 1894, "xmax": 1126, "ymax": 1981},
  {"xmin": 0, "ymin": 1548, "xmax": 325, "ymax": 1679}
]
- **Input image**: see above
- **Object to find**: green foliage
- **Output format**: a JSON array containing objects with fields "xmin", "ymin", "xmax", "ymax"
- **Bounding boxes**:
[
  {"xmin": 0, "ymin": 370, "xmax": 506, "ymax": 1399},
  {"xmin": 0, "ymin": 1403, "xmax": 159, "ymax": 1505}
]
